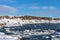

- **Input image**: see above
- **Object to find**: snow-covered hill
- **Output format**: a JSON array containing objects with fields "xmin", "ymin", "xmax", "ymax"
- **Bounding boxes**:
[{"xmin": 0, "ymin": 16, "xmax": 60, "ymax": 27}]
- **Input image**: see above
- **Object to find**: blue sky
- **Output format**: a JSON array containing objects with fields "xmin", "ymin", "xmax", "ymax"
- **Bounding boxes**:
[{"xmin": 0, "ymin": 0, "xmax": 60, "ymax": 17}]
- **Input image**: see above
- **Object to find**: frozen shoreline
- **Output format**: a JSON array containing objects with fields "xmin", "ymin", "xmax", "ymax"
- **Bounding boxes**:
[
  {"xmin": 0, "ymin": 18, "xmax": 60, "ymax": 27},
  {"xmin": 0, "ymin": 16, "xmax": 60, "ymax": 27}
]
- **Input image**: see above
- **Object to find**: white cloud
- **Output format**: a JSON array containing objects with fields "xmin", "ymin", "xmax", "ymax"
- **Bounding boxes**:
[
  {"xmin": 34, "ymin": 10, "xmax": 60, "ymax": 14},
  {"xmin": 29, "ymin": 6, "xmax": 57, "ymax": 10},
  {"xmin": 41, "ymin": 6, "xmax": 56, "ymax": 10},
  {"xmin": 17, "ymin": 5, "xmax": 57, "ymax": 10},
  {"xmin": 49, "ymin": 6, "xmax": 56, "ymax": 10},
  {"xmin": 28, "ymin": 6, "xmax": 59, "ymax": 14},
  {"xmin": 42, "ymin": 6, "xmax": 48, "ymax": 9},
  {"xmin": 29, "ymin": 6, "xmax": 40, "ymax": 9},
  {"xmin": 17, "ymin": 4, "xmax": 57, "ymax": 10},
  {"xmin": 0, "ymin": 5, "xmax": 17, "ymax": 13},
  {"xmin": 17, "ymin": 5, "xmax": 58, "ymax": 14}
]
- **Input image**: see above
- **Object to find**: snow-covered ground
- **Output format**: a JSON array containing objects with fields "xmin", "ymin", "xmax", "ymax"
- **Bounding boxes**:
[
  {"xmin": 0, "ymin": 32, "xmax": 19, "ymax": 40},
  {"xmin": 0, "ymin": 17, "xmax": 60, "ymax": 27}
]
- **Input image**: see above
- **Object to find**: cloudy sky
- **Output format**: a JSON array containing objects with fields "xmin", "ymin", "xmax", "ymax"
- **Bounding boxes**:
[{"xmin": 0, "ymin": 0, "xmax": 60, "ymax": 17}]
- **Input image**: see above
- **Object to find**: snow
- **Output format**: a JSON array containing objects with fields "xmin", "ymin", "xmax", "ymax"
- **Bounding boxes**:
[
  {"xmin": 0, "ymin": 18, "xmax": 60, "ymax": 27},
  {"xmin": 0, "ymin": 32, "xmax": 19, "ymax": 40}
]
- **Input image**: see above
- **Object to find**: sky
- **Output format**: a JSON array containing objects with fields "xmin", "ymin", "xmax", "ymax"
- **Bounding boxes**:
[{"xmin": 0, "ymin": 0, "xmax": 60, "ymax": 18}]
